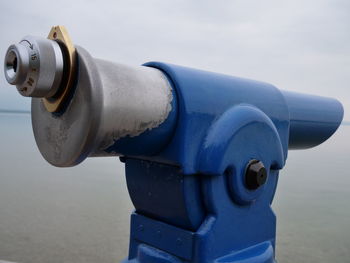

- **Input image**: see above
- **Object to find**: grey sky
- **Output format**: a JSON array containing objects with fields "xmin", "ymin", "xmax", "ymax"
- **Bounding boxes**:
[{"xmin": 0, "ymin": 0, "xmax": 349, "ymax": 119}]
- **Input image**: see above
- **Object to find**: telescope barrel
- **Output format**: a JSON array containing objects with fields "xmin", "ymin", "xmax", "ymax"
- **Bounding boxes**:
[
  {"xmin": 281, "ymin": 90, "xmax": 344, "ymax": 149},
  {"xmin": 3, "ymin": 31, "xmax": 344, "ymax": 165}
]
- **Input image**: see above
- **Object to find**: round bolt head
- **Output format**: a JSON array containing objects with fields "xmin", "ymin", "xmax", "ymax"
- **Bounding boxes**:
[{"xmin": 245, "ymin": 160, "xmax": 267, "ymax": 190}]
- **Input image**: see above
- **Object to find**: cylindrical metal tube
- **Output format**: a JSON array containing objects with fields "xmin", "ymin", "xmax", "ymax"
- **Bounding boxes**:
[
  {"xmin": 31, "ymin": 46, "xmax": 176, "ymax": 167},
  {"xmin": 91, "ymin": 58, "xmax": 175, "ymax": 156},
  {"xmin": 282, "ymin": 90, "xmax": 344, "ymax": 149}
]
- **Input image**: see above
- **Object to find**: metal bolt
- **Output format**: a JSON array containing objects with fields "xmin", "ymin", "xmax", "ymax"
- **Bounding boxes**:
[{"xmin": 245, "ymin": 160, "xmax": 267, "ymax": 190}]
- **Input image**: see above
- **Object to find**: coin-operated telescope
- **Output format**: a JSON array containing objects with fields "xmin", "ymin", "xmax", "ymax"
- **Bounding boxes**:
[{"xmin": 4, "ymin": 26, "xmax": 343, "ymax": 263}]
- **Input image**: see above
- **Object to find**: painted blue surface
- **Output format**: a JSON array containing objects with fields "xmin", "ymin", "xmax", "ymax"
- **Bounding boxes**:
[
  {"xmin": 281, "ymin": 90, "xmax": 344, "ymax": 149},
  {"xmin": 118, "ymin": 63, "xmax": 343, "ymax": 263}
]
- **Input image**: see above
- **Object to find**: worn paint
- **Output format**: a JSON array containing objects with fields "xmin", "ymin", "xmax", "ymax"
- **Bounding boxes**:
[
  {"xmin": 94, "ymin": 59, "xmax": 173, "ymax": 152},
  {"xmin": 31, "ymin": 47, "xmax": 175, "ymax": 167}
]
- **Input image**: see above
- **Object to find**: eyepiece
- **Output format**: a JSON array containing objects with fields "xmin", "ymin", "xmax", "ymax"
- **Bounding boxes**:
[
  {"xmin": 5, "ymin": 50, "xmax": 18, "ymax": 79},
  {"xmin": 3, "ymin": 36, "xmax": 64, "ymax": 98},
  {"xmin": 4, "ymin": 44, "xmax": 30, "ymax": 86}
]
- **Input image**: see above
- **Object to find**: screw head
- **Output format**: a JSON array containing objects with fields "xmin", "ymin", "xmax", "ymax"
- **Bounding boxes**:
[{"xmin": 245, "ymin": 160, "xmax": 267, "ymax": 190}]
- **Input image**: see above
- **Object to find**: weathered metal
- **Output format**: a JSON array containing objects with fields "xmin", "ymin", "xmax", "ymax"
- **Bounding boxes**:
[{"xmin": 31, "ymin": 46, "xmax": 175, "ymax": 167}]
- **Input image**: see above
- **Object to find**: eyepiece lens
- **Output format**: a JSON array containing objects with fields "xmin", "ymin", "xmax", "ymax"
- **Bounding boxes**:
[
  {"xmin": 13, "ymin": 57, "xmax": 17, "ymax": 73},
  {"xmin": 5, "ymin": 50, "xmax": 18, "ymax": 80}
]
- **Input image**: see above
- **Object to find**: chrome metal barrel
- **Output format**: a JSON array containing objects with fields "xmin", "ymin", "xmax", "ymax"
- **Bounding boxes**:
[{"xmin": 3, "ymin": 28, "xmax": 176, "ymax": 167}]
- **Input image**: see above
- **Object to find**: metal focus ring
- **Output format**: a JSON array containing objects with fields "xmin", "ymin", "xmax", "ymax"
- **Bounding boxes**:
[
  {"xmin": 4, "ymin": 36, "xmax": 64, "ymax": 98},
  {"xmin": 3, "ymin": 26, "xmax": 76, "ymax": 112},
  {"xmin": 44, "ymin": 26, "xmax": 77, "ymax": 112}
]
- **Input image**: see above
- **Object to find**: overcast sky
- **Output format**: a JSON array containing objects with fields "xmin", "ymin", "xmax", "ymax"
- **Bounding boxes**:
[{"xmin": 0, "ymin": 0, "xmax": 349, "ymax": 120}]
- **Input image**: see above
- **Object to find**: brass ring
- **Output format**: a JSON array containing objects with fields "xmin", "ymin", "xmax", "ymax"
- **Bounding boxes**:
[{"xmin": 43, "ymin": 25, "xmax": 76, "ymax": 112}]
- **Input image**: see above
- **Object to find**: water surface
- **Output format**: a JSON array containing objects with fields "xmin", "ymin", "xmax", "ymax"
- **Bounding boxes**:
[{"xmin": 0, "ymin": 113, "xmax": 349, "ymax": 263}]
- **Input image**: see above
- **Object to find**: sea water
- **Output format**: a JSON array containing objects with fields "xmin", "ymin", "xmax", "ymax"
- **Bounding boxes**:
[{"xmin": 0, "ymin": 113, "xmax": 349, "ymax": 263}]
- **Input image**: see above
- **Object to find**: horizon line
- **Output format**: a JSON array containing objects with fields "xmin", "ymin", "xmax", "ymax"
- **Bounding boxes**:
[{"xmin": 0, "ymin": 109, "xmax": 349, "ymax": 125}]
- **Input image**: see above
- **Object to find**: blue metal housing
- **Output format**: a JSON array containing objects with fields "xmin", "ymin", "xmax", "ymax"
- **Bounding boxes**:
[
  {"xmin": 119, "ymin": 63, "xmax": 343, "ymax": 263},
  {"xmin": 281, "ymin": 90, "xmax": 343, "ymax": 149}
]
